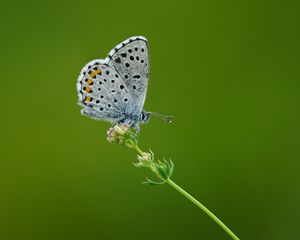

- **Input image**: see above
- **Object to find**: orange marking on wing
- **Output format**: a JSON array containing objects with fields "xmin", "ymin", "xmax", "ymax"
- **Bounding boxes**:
[
  {"xmin": 85, "ymin": 96, "xmax": 92, "ymax": 103},
  {"xmin": 85, "ymin": 86, "xmax": 92, "ymax": 93},
  {"xmin": 86, "ymin": 79, "xmax": 93, "ymax": 85},
  {"xmin": 89, "ymin": 69, "xmax": 101, "ymax": 78}
]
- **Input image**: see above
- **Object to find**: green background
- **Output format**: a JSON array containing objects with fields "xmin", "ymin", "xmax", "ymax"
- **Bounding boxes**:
[{"xmin": 1, "ymin": 0, "xmax": 299, "ymax": 239}]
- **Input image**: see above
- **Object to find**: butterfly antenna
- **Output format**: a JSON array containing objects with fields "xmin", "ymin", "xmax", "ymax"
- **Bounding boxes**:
[{"xmin": 148, "ymin": 112, "xmax": 174, "ymax": 123}]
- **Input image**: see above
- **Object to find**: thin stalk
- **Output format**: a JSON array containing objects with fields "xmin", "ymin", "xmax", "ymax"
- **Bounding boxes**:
[
  {"xmin": 134, "ymin": 145, "xmax": 144, "ymax": 155},
  {"xmin": 133, "ymin": 143, "xmax": 239, "ymax": 239},
  {"xmin": 166, "ymin": 179, "xmax": 239, "ymax": 240}
]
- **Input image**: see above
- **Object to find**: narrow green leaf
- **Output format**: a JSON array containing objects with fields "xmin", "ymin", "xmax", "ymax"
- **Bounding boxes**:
[{"xmin": 142, "ymin": 177, "xmax": 166, "ymax": 186}]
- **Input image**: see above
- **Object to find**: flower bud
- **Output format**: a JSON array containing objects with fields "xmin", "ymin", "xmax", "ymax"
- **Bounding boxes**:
[
  {"xmin": 114, "ymin": 125, "xmax": 126, "ymax": 135},
  {"xmin": 106, "ymin": 124, "xmax": 137, "ymax": 149}
]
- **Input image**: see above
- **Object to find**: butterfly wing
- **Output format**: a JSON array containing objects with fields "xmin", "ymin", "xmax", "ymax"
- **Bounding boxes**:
[
  {"xmin": 106, "ymin": 36, "xmax": 150, "ymax": 115},
  {"xmin": 77, "ymin": 59, "xmax": 132, "ymax": 122}
]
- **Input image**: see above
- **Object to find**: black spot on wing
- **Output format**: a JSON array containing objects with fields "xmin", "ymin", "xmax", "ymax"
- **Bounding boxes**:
[
  {"xmin": 133, "ymin": 74, "xmax": 141, "ymax": 79},
  {"xmin": 115, "ymin": 57, "xmax": 121, "ymax": 63}
]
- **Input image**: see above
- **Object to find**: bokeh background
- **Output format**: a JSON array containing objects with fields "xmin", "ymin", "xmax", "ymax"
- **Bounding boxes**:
[{"xmin": 1, "ymin": 0, "xmax": 299, "ymax": 239}]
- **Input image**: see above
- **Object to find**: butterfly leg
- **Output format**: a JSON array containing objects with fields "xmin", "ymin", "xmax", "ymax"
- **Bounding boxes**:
[
  {"xmin": 108, "ymin": 122, "xmax": 117, "ymax": 136},
  {"xmin": 134, "ymin": 125, "xmax": 140, "ymax": 134},
  {"xmin": 108, "ymin": 118, "xmax": 126, "ymax": 137},
  {"xmin": 129, "ymin": 121, "xmax": 140, "ymax": 134}
]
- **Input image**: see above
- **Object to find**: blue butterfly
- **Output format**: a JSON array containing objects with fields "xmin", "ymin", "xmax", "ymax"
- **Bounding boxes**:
[{"xmin": 77, "ymin": 36, "xmax": 172, "ymax": 129}]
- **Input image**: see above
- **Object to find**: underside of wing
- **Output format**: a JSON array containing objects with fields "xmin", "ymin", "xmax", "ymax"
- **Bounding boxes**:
[
  {"xmin": 106, "ymin": 36, "xmax": 150, "ymax": 114},
  {"xmin": 77, "ymin": 59, "xmax": 132, "ymax": 122}
]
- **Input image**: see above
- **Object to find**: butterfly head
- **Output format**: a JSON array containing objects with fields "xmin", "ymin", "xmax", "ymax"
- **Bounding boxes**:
[{"xmin": 141, "ymin": 111, "xmax": 151, "ymax": 124}]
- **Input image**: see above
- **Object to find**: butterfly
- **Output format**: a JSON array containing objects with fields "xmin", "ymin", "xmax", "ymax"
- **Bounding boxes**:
[{"xmin": 77, "ymin": 36, "xmax": 172, "ymax": 130}]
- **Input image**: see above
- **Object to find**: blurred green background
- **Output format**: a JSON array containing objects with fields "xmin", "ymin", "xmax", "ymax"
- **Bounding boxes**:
[{"xmin": 1, "ymin": 0, "xmax": 299, "ymax": 239}]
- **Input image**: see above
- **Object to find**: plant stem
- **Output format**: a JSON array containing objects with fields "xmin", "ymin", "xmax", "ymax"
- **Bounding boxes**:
[
  {"xmin": 134, "ymin": 145, "xmax": 144, "ymax": 155},
  {"xmin": 133, "ymin": 143, "xmax": 239, "ymax": 239},
  {"xmin": 166, "ymin": 179, "xmax": 239, "ymax": 240}
]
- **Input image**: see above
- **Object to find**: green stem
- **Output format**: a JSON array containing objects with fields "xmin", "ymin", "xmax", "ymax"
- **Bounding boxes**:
[
  {"xmin": 134, "ymin": 145, "xmax": 144, "ymax": 155},
  {"xmin": 133, "ymin": 143, "xmax": 239, "ymax": 239},
  {"xmin": 166, "ymin": 179, "xmax": 239, "ymax": 240}
]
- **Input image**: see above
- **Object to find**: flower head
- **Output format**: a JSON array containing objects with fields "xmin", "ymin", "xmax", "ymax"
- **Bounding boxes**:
[
  {"xmin": 107, "ymin": 124, "xmax": 138, "ymax": 149},
  {"xmin": 107, "ymin": 125, "xmax": 174, "ymax": 186},
  {"xmin": 134, "ymin": 151, "xmax": 153, "ymax": 168},
  {"xmin": 134, "ymin": 150, "xmax": 174, "ymax": 185}
]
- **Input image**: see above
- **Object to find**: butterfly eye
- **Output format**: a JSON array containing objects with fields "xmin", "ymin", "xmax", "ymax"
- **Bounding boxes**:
[{"xmin": 141, "ymin": 112, "xmax": 150, "ymax": 122}]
